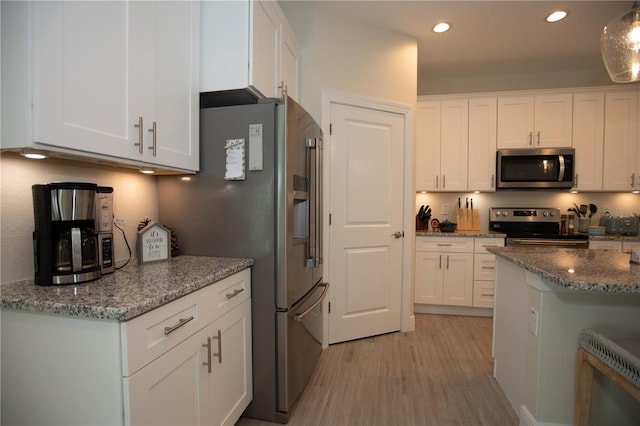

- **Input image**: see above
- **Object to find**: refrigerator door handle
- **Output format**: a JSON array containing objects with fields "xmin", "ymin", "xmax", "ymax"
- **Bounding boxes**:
[
  {"xmin": 305, "ymin": 137, "xmax": 323, "ymax": 268},
  {"xmin": 293, "ymin": 282, "xmax": 329, "ymax": 321}
]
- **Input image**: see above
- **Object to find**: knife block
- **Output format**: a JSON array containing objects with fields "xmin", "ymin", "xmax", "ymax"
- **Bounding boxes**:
[
  {"xmin": 455, "ymin": 208, "xmax": 480, "ymax": 232},
  {"xmin": 416, "ymin": 215, "xmax": 429, "ymax": 231}
]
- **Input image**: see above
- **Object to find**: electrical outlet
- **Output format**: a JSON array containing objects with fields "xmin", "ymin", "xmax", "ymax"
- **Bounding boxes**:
[
  {"xmin": 115, "ymin": 218, "xmax": 126, "ymax": 227},
  {"xmin": 529, "ymin": 307, "xmax": 539, "ymax": 336},
  {"xmin": 442, "ymin": 204, "xmax": 449, "ymax": 215}
]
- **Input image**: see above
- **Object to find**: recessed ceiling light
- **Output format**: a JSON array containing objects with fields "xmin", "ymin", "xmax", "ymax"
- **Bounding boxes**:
[
  {"xmin": 546, "ymin": 10, "xmax": 568, "ymax": 23},
  {"xmin": 140, "ymin": 167, "xmax": 156, "ymax": 174},
  {"xmin": 432, "ymin": 22, "xmax": 451, "ymax": 33}
]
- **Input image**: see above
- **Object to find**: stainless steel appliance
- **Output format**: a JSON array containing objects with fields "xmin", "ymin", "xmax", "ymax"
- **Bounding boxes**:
[
  {"xmin": 95, "ymin": 186, "xmax": 115, "ymax": 274},
  {"xmin": 158, "ymin": 96, "xmax": 326, "ymax": 423},
  {"xmin": 489, "ymin": 207, "xmax": 589, "ymax": 248},
  {"xmin": 496, "ymin": 148, "xmax": 575, "ymax": 190},
  {"xmin": 32, "ymin": 182, "xmax": 102, "ymax": 285}
]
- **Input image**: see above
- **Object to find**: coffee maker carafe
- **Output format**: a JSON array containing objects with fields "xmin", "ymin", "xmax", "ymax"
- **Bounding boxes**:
[{"xmin": 32, "ymin": 183, "xmax": 101, "ymax": 285}]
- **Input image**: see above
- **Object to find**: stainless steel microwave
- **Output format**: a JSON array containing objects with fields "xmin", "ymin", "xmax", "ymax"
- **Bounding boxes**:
[{"xmin": 496, "ymin": 148, "xmax": 575, "ymax": 190}]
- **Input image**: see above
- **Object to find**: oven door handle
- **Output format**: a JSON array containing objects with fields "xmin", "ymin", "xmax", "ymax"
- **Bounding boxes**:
[{"xmin": 508, "ymin": 238, "xmax": 587, "ymax": 247}]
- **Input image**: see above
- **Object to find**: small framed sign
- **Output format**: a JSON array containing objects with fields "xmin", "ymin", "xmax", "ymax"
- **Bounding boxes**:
[{"xmin": 137, "ymin": 221, "xmax": 170, "ymax": 264}]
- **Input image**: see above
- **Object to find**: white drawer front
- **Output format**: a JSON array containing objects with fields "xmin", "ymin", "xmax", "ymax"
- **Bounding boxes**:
[
  {"xmin": 122, "ymin": 268, "xmax": 251, "ymax": 376},
  {"xmin": 416, "ymin": 237, "xmax": 474, "ymax": 253},
  {"xmin": 473, "ymin": 280, "xmax": 495, "ymax": 308},
  {"xmin": 474, "ymin": 238, "xmax": 505, "ymax": 254},
  {"xmin": 474, "ymin": 253, "xmax": 497, "ymax": 281}
]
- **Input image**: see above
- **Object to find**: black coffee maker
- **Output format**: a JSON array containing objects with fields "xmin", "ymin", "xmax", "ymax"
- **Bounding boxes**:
[{"xmin": 32, "ymin": 183, "xmax": 101, "ymax": 285}]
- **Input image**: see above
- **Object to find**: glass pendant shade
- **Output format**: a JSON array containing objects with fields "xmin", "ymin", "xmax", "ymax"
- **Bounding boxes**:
[{"xmin": 601, "ymin": 2, "xmax": 640, "ymax": 83}]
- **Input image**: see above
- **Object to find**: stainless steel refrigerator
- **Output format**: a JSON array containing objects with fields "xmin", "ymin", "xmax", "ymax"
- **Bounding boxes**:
[{"xmin": 158, "ymin": 96, "xmax": 326, "ymax": 423}]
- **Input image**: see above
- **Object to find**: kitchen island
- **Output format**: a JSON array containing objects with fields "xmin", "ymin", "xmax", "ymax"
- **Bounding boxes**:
[
  {"xmin": 1, "ymin": 256, "xmax": 254, "ymax": 425},
  {"xmin": 488, "ymin": 246, "xmax": 640, "ymax": 426}
]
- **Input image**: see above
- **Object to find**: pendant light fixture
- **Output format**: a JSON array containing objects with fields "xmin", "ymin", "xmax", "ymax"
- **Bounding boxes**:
[{"xmin": 601, "ymin": 0, "xmax": 640, "ymax": 83}]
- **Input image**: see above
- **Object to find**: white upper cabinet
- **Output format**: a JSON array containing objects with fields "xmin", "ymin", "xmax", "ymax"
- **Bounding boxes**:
[
  {"xmin": 1, "ymin": 1, "xmax": 200, "ymax": 172},
  {"xmin": 200, "ymin": 0, "xmax": 299, "ymax": 101},
  {"xmin": 416, "ymin": 99, "xmax": 468, "ymax": 192},
  {"xmin": 603, "ymin": 90, "xmax": 639, "ymax": 191},
  {"xmin": 468, "ymin": 97, "xmax": 497, "ymax": 192},
  {"xmin": 497, "ymin": 93, "xmax": 573, "ymax": 148},
  {"xmin": 572, "ymin": 91, "xmax": 605, "ymax": 191}
]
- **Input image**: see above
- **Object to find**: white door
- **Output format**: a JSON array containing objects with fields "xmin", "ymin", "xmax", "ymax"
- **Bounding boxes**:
[{"xmin": 328, "ymin": 103, "xmax": 404, "ymax": 344}]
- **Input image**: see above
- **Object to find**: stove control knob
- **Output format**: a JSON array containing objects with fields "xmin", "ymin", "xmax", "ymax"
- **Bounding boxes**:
[
  {"xmin": 495, "ymin": 211, "xmax": 502, "ymax": 216},
  {"xmin": 502, "ymin": 211, "xmax": 508, "ymax": 217},
  {"xmin": 549, "ymin": 211, "xmax": 556, "ymax": 217},
  {"xmin": 543, "ymin": 211, "xmax": 549, "ymax": 217}
]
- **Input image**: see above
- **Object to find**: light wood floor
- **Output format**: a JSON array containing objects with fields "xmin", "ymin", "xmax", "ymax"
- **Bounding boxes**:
[{"xmin": 237, "ymin": 314, "xmax": 518, "ymax": 426}]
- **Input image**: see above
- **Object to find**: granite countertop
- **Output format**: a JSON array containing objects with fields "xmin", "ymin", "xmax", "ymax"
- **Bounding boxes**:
[
  {"xmin": 416, "ymin": 230, "xmax": 506, "ymax": 238},
  {"xmin": 0, "ymin": 256, "xmax": 253, "ymax": 321},
  {"xmin": 488, "ymin": 246, "xmax": 640, "ymax": 294},
  {"xmin": 587, "ymin": 234, "xmax": 640, "ymax": 242}
]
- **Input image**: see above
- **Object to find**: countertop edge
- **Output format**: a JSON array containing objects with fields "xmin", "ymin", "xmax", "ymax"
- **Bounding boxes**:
[
  {"xmin": 0, "ymin": 256, "xmax": 254, "ymax": 321},
  {"xmin": 488, "ymin": 247, "xmax": 640, "ymax": 294}
]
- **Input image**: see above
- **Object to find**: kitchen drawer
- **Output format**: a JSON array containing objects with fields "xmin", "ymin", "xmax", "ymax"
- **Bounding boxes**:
[
  {"xmin": 122, "ymin": 268, "xmax": 251, "ymax": 376},
  {"xmin": 416, "ymin": 237, "xmax": 474, "ymax": 253},
  {"xmin": 474, "ymin": 253, "xmax": 497, "ymax": 281},
  {"xmin": 473, "ymin": 280, "xmax": 495, "ymax": 308},
  {"xmin": 474, "ymin": 238, "xmax": 505, "ymax": 254}
]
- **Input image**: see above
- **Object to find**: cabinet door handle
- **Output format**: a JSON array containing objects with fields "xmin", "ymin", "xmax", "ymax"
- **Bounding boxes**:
[
  {"xmin": 439, "ymin": 255, "xmax": 442, "ymax": 269},
  {"xmin": 148, "ymin": 121, "xmax": 157, "ymax": 157},
  {"xmin": 163, "ymin": 315, "xmax": 195, "ymax": 335},
  {"xmin": 435, "ymin": 175, "xmax": 439, "ymax": 189},
  {"xmin": 631, "ymin": 173, "xmax": 636, "ymax": 188},
  {"xmin": 134, "ymin": 116, "xmax": 143, "ymax": 154},
  {"xmin": 202, "ymin": 337, "xmax": 212, "ymax": 374},
  {"xmin": 537, "ymin": 130, "xmax": 540, "ymax": 145},
  {"xmin": 574, "ymin": 174, "xmax": 578, "ymax": 188},
  {"xmin": 446, "ymin": 255, "xmax": 450, "ymax": 270},
  {"xmin": 529, "ymin": 131, "xmax": 533, "ymax": 146},
  {"xmin": 212, "ymin": 329, "xmax": 222, "ymax": 364},
  {"xmin": 491, "ymin": 174, "xmax": 495, "ymax": 189},
  {"xmin": 442, "ymin": 175, "xmax": 446, "ymax": 188},
  {"xmin": 226, "ymin": 288, "xmax": 245, "ymax": 299}
]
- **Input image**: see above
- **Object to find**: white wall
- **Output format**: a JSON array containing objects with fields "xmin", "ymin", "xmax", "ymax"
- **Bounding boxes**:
[
  {"xmin": 0, "ymin": 153, "xmax": 158, "ymax": 283},
  {"xmin": 280, "ymin": 2, "xmax": 418, "ymax": 119}
]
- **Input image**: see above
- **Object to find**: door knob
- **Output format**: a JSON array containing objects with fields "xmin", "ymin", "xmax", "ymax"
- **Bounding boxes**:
[{"xmin": 391, "ymin": 231, "xmax": 404, "ymax": 238}]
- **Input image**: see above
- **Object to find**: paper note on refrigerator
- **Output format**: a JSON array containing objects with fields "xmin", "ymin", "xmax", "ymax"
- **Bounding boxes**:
[{"xmin": 224, "ymin": 139, "xmax": 246, "ymax": 180}]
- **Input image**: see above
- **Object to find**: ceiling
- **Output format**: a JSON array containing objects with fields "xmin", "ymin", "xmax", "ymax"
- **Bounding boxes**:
[{"xmin": 302, "ymin": 1, "xmax": 633, "ymax": 82}]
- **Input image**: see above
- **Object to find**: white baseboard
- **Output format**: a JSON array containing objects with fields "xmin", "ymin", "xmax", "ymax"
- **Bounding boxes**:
[
  {"xmin": 519, "ymin": 405, "xmax": 571, "ymax": 426},
  {"xmin": 414, "ymin": 303, "xmax": 493, "ymax": 317}
]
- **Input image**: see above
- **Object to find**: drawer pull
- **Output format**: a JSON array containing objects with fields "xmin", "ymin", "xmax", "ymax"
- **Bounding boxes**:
[
  {"xmin": 163, "ymin": 315, "xmax": 195, "ymax": 335},
  {"xmin": 481, "ymin": 293, "xmax": 494, "ymax": 297},
  {"xmin": 202, "ymin": 336, "xmax": 212, "ymax": 374},
  {"xmin": 212, "ymin": 329, "xmax": 222, "ymax": 364},
  {"xmin": 226, "ymin": 288, "xmax": 245, "ymax": 299},
  {"xmin": 437, "ymin": 243, "xmax": 453, "ymax": 247},
  {"xmin": 481, "ymin": 266, "xmax": 496, "ymax": 270}
]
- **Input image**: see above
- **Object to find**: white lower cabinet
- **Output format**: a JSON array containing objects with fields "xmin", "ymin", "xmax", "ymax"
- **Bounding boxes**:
[
  {"xmin": 126, "ymin": 299, "xmax": 252, "ymax": 426},
  {"xmin": 472, "ymin": 238, "xmax": 504, "ymax": 308},
  {"xmin": 415, "ymin": 236, "xmax": 504, "ymax": 310},
  {"xmin": 415, "ymin": 237, "xmax": 474, "ymax": 306},
  {"xmin": 0, "ymin": 269, "xmax": 252, "ymax": 426}
]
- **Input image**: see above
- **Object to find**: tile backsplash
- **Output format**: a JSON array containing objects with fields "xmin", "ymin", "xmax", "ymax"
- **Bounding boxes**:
[{"xmin": 416, "ymin": 191, "xmax": 640, "ymax": 233}]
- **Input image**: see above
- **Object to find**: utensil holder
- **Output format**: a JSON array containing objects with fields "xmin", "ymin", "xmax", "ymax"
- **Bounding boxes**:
[{"xmin": 578, "ymin": 218, "xmax": 590, "ymax": 233}]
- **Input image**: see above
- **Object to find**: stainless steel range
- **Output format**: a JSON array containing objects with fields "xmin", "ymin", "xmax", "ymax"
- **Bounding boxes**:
[{"xmin": 489, "ymin": 207, "xmax": 589, "ymax": 248}]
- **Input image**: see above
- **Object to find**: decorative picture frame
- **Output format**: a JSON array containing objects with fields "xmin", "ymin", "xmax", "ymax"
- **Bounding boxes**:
[{"xmin": 137, "ymin": 221, "xmax": 171, "ymax": 264}]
